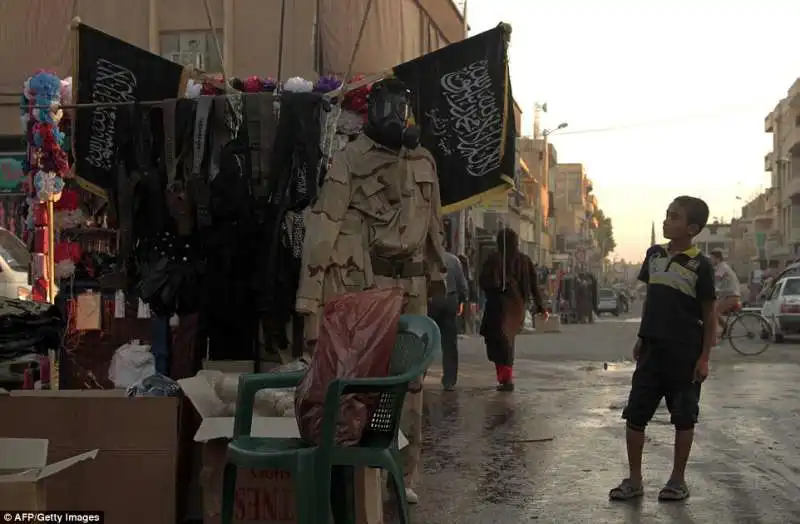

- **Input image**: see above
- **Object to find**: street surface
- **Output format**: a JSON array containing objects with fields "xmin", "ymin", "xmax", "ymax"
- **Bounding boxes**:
[{"xmin": 410, "ymin": 308, "xmax": 800, "ymax": 523}]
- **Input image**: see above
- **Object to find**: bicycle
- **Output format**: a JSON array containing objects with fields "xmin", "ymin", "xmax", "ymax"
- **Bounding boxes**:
[{"xmin": 719, "ymin": 305, "xmax": 772, "ymax": 356}]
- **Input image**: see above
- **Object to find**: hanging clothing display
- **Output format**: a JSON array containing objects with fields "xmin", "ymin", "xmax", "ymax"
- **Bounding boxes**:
[
  {"xmin": 256, "ymin": 92, "xmax": 329, "ymax": 352},
  {"xmin": 203, "ymin": 94, "xmax": 259, "ymax": 361},
  {"xmin": 295, "ymin": 131, "xmax": 448, "ymax": 341}
]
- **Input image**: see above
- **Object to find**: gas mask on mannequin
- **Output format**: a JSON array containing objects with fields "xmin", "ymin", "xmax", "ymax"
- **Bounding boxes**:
[{"xmin": 365, "ymin": 78, "xmax": 421, "ymax": 150}]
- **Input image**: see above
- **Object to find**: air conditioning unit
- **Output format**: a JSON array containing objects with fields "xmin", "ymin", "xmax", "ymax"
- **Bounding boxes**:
[{"xmin": 166, "ymin": 51, "xmax": 205, "ymax": 70}]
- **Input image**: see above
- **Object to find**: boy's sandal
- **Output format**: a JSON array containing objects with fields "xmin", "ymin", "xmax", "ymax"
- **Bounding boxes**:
[
  {"xmin": 609, "ymin": 479, "xmax": 644, "ymax": 500},
  {"xmin": 658, "ymin": 480, "xmax": 690, "ymax": 501}
]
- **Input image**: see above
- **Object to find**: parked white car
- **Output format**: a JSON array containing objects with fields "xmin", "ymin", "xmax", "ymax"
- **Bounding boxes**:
[
  {"xmin": 597, "ymin": 288, "xmax": 621, "ymax": 316},
  {"xmin": 0, "ymin": 227, "xmax": 31, "ymax": 299},
  {"xmin": 760, "ymin": 276, "xmax": 800, "ymax": 343}
]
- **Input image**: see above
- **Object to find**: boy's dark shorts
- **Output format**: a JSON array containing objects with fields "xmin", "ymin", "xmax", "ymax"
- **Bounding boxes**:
[{"xmin": 622, "ymin": 337, "xmax": 702, "ymax": 431}]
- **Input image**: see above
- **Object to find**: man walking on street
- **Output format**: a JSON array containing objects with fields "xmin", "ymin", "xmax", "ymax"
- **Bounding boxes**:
[{"xmin": 430, "ymin": 250, "xmax": 468, "ymax": 391}]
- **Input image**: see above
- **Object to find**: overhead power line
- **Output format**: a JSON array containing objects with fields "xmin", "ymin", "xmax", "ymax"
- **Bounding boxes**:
[{"xmin": 554, "ymin": 101, "xmax": 772, "ymax": 136}]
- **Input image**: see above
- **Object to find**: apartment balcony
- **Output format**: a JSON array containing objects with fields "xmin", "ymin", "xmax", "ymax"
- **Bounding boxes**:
[
  {"xmin": 765, "ymin": 111, "xmax": 774, "ymax": 133},
  {"xmin": 765, "ymin": 152, "xmax": 773, "ymax": 172},
  {"xmin": 754, "ymin": 211, "xmax": 774, "ymax": 225},
  {"xmin": 786, "ymin": 176, "xmax": 800, "ymax": 200},
  {"xmin": 790, "ymin": 77, "xmax": 800, "ymax": 107},
  {"xmin": 790, "ymin": 125, "xmax": 800, "ymax": 154},
  {"xmin": 766, "ymin": 187, "xmax": 781, "ymax": 211}
]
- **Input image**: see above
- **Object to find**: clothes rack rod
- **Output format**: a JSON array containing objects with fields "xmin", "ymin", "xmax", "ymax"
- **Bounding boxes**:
[{"xmin": 5, "ymin": 99, "xmax": 180, "ymax": 110}]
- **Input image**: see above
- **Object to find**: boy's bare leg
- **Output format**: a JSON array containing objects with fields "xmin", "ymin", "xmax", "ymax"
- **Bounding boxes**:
[
  {"xmin": 610, "ymin": 425, "xmax": 647, "ymax": 500},
  {"xmin": 626, "ymin": 426, "xmax": 646, "ymax": 486},
  {"xmin": 670, "ymin": 428, "xmax": 694, "ymax": 483}
]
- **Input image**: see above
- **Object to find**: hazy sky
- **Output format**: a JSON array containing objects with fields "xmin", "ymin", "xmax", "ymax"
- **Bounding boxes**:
[{"xmin": 468, "ymin": 0, "xmax": 798, "ymax": 262}]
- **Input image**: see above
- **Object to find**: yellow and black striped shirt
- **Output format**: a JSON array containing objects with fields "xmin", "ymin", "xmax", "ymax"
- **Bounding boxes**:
[{"xmin": 638, "ymin": 244, "xmax": 716, "ymax": 345}]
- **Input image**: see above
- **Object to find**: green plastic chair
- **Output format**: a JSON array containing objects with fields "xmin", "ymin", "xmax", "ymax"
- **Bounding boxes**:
[{"xmin": 220, "ymin": 314, "xmax": 441, "ymax": 524}]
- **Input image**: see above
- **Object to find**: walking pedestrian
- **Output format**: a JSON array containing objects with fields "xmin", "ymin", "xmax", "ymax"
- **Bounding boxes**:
[
  {"xmin": 478, "ymin": 228, "xmax": 547, "ymax": 392},
  {"xmin": 457, "ymin": 254, "xmax": 473, "ymax": 334},
  {"xmin": 609, "ymin": 196, "xmax": 716, "ymax": 502},
  {"xmin": 429, "ymin": 250, "xmax": 468, "ymax": 391}
]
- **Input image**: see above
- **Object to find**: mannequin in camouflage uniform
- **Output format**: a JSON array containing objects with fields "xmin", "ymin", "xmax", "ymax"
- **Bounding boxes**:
[{"xmin": 296, "ymin": 78, "xmax": 446, "ymax": 507}]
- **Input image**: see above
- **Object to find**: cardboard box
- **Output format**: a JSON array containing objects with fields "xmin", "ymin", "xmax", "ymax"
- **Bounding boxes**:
[
  {"xmin": 535, "ymin": 315, "xmax": 562, "ymax": 333},
  {"xmin": 179, "ymin": 372, "xmax": 408, "ymax": 524},
  {"xmin": 0, "ymin": 390, "xmax": 180, "ymax": 524},
  {"xmin": 0, "ymin": 438, "xmax": 98, "ymax": 510}
]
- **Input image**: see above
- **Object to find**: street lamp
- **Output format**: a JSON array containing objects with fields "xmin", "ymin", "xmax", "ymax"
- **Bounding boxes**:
[{"xmin": 543, "ymin": 122, "xmax": 569, "ymax": 137}]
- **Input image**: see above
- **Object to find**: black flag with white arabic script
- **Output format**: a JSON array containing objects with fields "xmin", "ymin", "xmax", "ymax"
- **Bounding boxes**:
[
  {"xmin": 74, "ymin": 23, "xmax": 186, "ymax": 197},
  {"xmin": 393, "ymin": 24, "xmax": 515, "ymax": 213}
]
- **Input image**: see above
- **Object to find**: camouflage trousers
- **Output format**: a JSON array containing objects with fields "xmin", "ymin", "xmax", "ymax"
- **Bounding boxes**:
[{"xmin": 399, "ymin": 386, "xmax": 423, "ymax": 487}]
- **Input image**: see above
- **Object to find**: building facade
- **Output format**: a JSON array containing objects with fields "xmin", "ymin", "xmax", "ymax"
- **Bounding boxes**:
[
  {"xmin": 725, "ymin": 75, "xmax": 800, "ymax": 282},
  {"xmin": 764, "ymin": 76, "xmax": 800, "ymax": 263},
  {"xmin": 553, "ymin": 162, "xmax": 595, "ymax": 267},
  {"xmin": 516, "ymin": 136, "xmax": 557, "ymax": 266},
  {"xmin": 693, "ymin": 221, "xmax": 732, "ymax": 257},
  {"xmin": 0, "ymin": 0, "xmax": 465, "ymax": 139}
]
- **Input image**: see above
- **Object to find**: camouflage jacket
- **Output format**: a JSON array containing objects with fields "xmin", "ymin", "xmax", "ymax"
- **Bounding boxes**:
[{"xmin": 296, "ymin": 134, "xmax": 446, "ymax": 339}]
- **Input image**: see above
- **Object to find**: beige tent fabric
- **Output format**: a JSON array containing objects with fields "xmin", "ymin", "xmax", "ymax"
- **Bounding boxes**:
[
  {"xmin": 158, "ymin": 0, "xmax": 222, "ymax": 33},
  {"xmin": 233, "ymin": 0, "xmax": 317, "ymax": 80},
  {"xmin": 0, "ymin": 0, "xmax": 149, "ymax": 134},
  {"xmin": 416, "ymin": 0, "xmax": 462, "ymax": 44},
  {"xmin": 0, "ymin": 0, "xmax": 76, "ymax": 92},
  {"xmin": 232, "ymin": 0, "xmax": 282, "ymax": 78},
  {"xmin": 400, "ymin": 0, "xmax": 422, "ymax": 62},
  {"xmin": 319, "ymin": 0, "xmax": 404, "ymax": 77},
  {"xmin": 427, "ymin": 20, "xmax": 441, "ymax": 52}
]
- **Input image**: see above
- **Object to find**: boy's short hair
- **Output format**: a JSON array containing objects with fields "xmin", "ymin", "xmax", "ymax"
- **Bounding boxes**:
[{"xmin": 673, "ymin": 195, "xmax": 710, "ymax": 233}]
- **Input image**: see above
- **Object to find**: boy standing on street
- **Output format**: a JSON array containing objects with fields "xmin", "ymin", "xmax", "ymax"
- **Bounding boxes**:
[{"xmin": 609, "ymin": 196, "xmax": 717, "ymax": 502}]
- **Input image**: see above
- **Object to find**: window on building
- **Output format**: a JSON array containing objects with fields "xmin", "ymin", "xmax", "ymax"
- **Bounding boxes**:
[
  {"xmin": 160, "ymin": 31, "xmax": 223, "ymax": 73},
  {"xmin": 795, "ymin": 114, "xmax": 800, "ymax": 127}
]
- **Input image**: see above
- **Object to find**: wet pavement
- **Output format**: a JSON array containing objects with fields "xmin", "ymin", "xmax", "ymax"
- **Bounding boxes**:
[{"xmin": 412, "ymin": 316, "xmax": 800, "ymax": 523}]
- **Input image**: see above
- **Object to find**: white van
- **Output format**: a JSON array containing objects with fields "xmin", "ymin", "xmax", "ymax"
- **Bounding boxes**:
[{"xmin": 0, "ymin": 227, "xmax": 31, "ymax": 299}]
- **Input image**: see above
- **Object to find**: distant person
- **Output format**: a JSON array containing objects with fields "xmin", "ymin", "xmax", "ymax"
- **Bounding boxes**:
[
  {"xmin": 429, "ymin": 250, "xmax": 468, "ymax": 391},
  {"xmin": 457, "ymin": 254, "xmax": 474, "ymax": 334},
  {"xmin": 479, "ymin": 228, "xmax": 547, "ymax": 392},
  {"xmin": 610, "ymin": 196, "xmax": 715, "ymax": 502},
  {"xmin": 709, "ymin": 249, "xmax": 741, "ymax": 329}
]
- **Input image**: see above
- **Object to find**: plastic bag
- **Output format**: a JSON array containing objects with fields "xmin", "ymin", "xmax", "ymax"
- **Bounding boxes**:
[
  {"xmin": 295, "ymin": 287, "xmax": 403, "ymax": 446},
  {"xmin": 126, "ymin": 373, "xmax": 182, "ymax": 397},
  {"xmin": 108, "ymin": 341, "xmax": 156, "ymax": 388},
  {"xmin": 204, "ymin": 358, "xmax": 310, "ymax": 417}
]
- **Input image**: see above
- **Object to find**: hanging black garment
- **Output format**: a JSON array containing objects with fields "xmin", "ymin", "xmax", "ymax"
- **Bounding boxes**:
[
  {"xmin": 255, "ymin": 93, "xmax": 328, "ymax": 350},
  {"xmin": 244, "ymin": 92, "xmax": 279, "ymax": 203},
  {"xmin": 130, "ymin": 101, "xmax": 207, "ymax": 317},
  {"xmin": 203, "ymin": 95, "xmax": 259, "ymax": 361},
  {"xmin": 137, "ymin": 230, "xmax": 205, "ymax": 316}
]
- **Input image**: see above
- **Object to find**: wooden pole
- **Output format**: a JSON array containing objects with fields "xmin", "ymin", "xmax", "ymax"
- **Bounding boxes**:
[
  {"xmin": 277, "ymin": 0, "xmax": 287, "ymax": 80},
  {"xmin": 202, "ymin": 0, "xmax": 230, "ymax": 90},
  {"xmin": 71, "ymin": 17, "xmax": 80, "ymax": 177},
  {"xmin": 337, "ymin": 0, "xmax": 376, "ymax": 96},
  {"xmin": 47, "ymin": 200, "xmax": 56, "ymax": 303}
]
